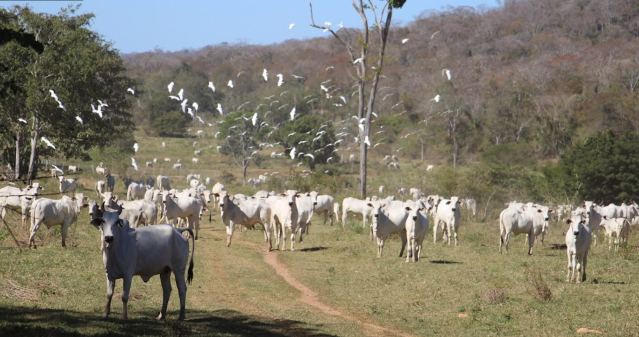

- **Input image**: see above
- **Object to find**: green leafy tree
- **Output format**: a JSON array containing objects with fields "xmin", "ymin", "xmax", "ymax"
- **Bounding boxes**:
[
  {"xmin": 558, "ymin": 130, "xmax": 639, "ymax": 203},
  {"xmin": 275, "ymin": 114, "xmax": 336, "ymax": 170},
  {"xmin": 0, "ymin": 5, "xmax": 134, "ymax": 181},
  {"xmin": 218, "ymin": 110, "xmax": 268, "ymax": 185}
]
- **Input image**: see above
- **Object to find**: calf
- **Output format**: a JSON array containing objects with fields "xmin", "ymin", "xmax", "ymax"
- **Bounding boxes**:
[
  {"xmin": 600, "ymin": 217, "xmax": 630, "ymax": 252},
  {"xmin": 405, "ymin": 206, "xmax": 429, "ymax": 263},
  {"xmin": 29, "ymin": 193, "xmax": 89, "ymax": 248},
  {"xmin": 368, "ymin": 203, "xmax": 408, "ymax": 258},
  {"xmin": 565, "ymin": 213, "xmax": 592, "ymax": 283},
  {"xmin": 90, "ymin": 205, "xmax": 194, "ymax": 320}
]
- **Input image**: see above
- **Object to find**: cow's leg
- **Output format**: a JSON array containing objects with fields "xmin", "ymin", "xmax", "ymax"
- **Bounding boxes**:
[
  {"xmin": 416, "ymin": 238, "xmax": 423, "ymax": 262},
  {"xmin": 377, "ymin": 237, "xmax": 384, "ymax": 258},
  {"xmin": 581, "ymin": 253, "xmax": 588, "ymax": 283},
  {"xmin": 290, "ymin": 227, "xmax": 296, "ymax": 251},
  {"xmin": 61, "ymin": 221, "xmax": 70, "ymax": 248},
  {"xmin": 504, "ymin": 232, "xmax": 511, "ymax": 254},
  {"xmin": 226, "ymin": 222, "xmax": 234, "ymax": 247},
  {"xmin": 174, "ymin": 270, "xmax": 188, "ymax": 321},
  {"xmin": 571, "ymin": 252, "xmax": 578, "ymax": 283},
  {"xmin": 157, "ymin": 272, "xmax": 171, "ymax": 321},
  {"xmin": 342, "ymin": 210, "xmax": 347, "ymax": 227},
  {"xmin": 28, "ymin": 217, "xmax": 42, "ymax": 249},
  {"xmin": 433, "ymin": 220, "xmax": 439, "ymax": 244},
  {"xmin": 565, "ymin": 251, "xmax": 572, "ymax": 282},
  {"xmin": 193, "ymin": 216, "xmax": 199, "ymax": 240},
  {"xmin": 399, "ymin": 231, "xmax": 407, "ymax": 257},
  {"xmin": 406, "ymin": 238, "xmax": 413, "ymax": 263},
  {"xmin": 104, "ymin": 277, "xmax": 115, "ymax": 318},
  {"xmin": 527, "ymin": 231, "xmax": 535, "ymax": 255},
  {"xmin": 121, "ymin": 276, "xmax": 131, "ymax": 320}
]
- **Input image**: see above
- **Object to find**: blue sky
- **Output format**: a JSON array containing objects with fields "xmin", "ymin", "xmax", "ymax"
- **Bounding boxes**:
[{"xmin": 3, "ymin": 1, "xmax": 498, "ymax": 54}]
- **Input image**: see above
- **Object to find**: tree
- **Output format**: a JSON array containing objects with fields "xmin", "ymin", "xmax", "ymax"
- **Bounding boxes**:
[
  {"xmin": 218, "ymin": 110, "xmax": 268, "ymax": 185},
  {"xmin": 274, "ymin": 115, "xmax": 336, "ymax": 170},
  {"xmin": 0, "ymin": 5, "xmax": 134, "ymax": 181},
  {"xmin": 310, "ymin": 0, "xmax": 406, "ymax": 197},
  {"xmin": 558, "ymin": 130, "xmax": 639, "ymax": 203}
]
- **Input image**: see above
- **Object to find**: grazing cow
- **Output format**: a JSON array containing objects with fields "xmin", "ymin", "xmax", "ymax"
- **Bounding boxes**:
[
  {"xmin": 397, "ymin": 187, "xmax": 406, "ymax": 200},
  {"xmin": 409, "ymin": 188, "xmax": 422, "ymax": 201},
  {"xmin": 342, "ymin": 197, "xmax": 374, "ymax": 231},
  {"xmin": 0, "ymin": 183, "xmax": 43, "ymax": 226},
  {"xmin": 29, "ymin": 193, "xmax": 89, "ymax": 248},
  {"xmin": 186, "ymin": 173, "xmax": 200, "ymax": 183},
  {"xmin": 433, "ymin": 197, "xmax": 462, "ymax": 246},
  {"xmin": 105, "ymin": 174, "xmax": 115, "ymax": 193},
  {"xmin": 461, "ymin": 198, "xmax": 477, "ymax": 218},
  {"xmin": 68, "ymin": 165, "xmax": 80, "ymax": 173},
  {"xmin": 51, "ymin": 168, "xmax": 59, "ymax": 178},
  {"xmin": 146, "ymin": 161, "xmax": 153, "ymax": 168},
  {"xmin": 216, "ymin": 192, "xmax": 272, "ymax": 249},
  {"xmin": 162, "ymin": 192, "xmax": 203, "ymax": 239},
  {"xmin": 164, "ymin": 157, "xmax": 171, "ymax": 162},
  {"xmin": 95, "ymin": 180, "xmax": 106, "ymax": 198},
  {"xmin": 173, "ymin": 163, "xmax": 182, "ymax": 170},
  {"xmin": 499, "ymin": 205, "xmax": 551, "ymax": 255},
  {"xmin": 405, "ymin": 206, "xmax": 429, "ymax": 263},
  {"xmin": 157, "ymin": 175, "xmax": 171, "ymax": 191},
  {"xmin": 600, "ymin": 217, "xmax": 630, "ymax": 252},
  {"xmin": 194, "ymin": 150, "xmax": 201, "ymax": 156},
  {"xmin": 59, "ymin": 176, "xmax": 83, "ymax": 195},
  {"xmin": 192, "ymin": 158, "xmax": 199, "ymax": 164},
  {"xmin": 90, "ymin": 205, "xmax": 195, "ymax": 321},
  {"xmin": 127, "ymin": 182, "xmax": 147, "ymax": 201},
  {"xmin": 309, "ymin": 191, "xmax": 336, "ymax": 225},
  {"xmin": 368, "ymin": 203, "xmax": 409, "ymax": 258},
  {"xmin": 426, "ymin": 165, "xmax": 434, "ymax": 171},
  {"xmin": 96, "ymin": 164, "xmax": 108, "ymax": 175},
  {"xmin": 565, "ymin": 213, "xmax": 592, "ymax": 283}
]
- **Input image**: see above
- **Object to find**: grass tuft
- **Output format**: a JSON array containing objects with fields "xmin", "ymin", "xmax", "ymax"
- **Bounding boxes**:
[
  {"xmin": 525, "ymin": 266, "xmax": 552, "ymax": 301},
  {"xmin": 484, "ymin": 288, "xmax": 508, "ymax": 305}
]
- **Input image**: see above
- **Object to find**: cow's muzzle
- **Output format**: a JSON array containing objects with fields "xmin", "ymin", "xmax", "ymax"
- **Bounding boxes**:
[
  {"xmin": 105, "ymin": 236, "xmax": 114, "ymax": 243},
  {"xmin": 413, "ymin": 216, "xmax": 417, "ymax": 221}
]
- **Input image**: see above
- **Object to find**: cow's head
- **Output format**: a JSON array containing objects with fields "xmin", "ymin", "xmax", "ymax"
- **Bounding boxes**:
[
  {"xmin": 566, "ymin": 214, "xmax": 586, "ymax": 236},
  {"xmin": 90, "ymin": 202, "xmax": 123, "ymax": 247}
]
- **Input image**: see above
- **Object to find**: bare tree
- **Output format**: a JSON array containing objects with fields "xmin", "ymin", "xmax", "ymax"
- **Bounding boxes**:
[{"xmin": 310, "ymin": 0, "xmax": 406, "ymax": 197}]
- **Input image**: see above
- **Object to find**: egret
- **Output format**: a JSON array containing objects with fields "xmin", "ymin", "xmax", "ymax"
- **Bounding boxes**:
[
  {"xmin": 41, "ymin": 136, "xmax": 56, "ymax": 149},
  {"xmin": 340, "ymin": 96, "xmax": 347, "ymax": 104},
  {"xmin": 91, "ymin": 104, "xmax": 103, "ymax": 118},
  {"xmin": 298, "ymin": 140, "xmax": 307, "ymax": 145},
  {"xmin": 364, "ymin": 136, "xmax": 371, "ymax": 147},
  {"xmin": 169, "ymin": 95, "xmax": 180, "ymax": 101},
  {"xmin": 133, "ymin": 143, "xmax": 139, "ymax": 152},
  {"xmin": 305, "ymin": 153, "xmax": 315, "ymax": 160},
  {"xmin": 192, "ymin": 102, "xmax": 199, "ymax": 112},
  {"xmin": 75, "ymin": 116, "xmax": 83, "ymax": 125},
  {"xmin": 181, "ymin": 99, "xmax": 188, "ymax": 113},
  {"xmin": 288, "ymin": 23, "xmax": 295, "ymax": 29},
  {"xmin": 320, "ymin": 85, "xmax": 328, "ymax": 92},
  {"xmin": 196, "ymin": 116, "xmax": 205, "ymax": 124},
  {"xmin": 186, "ymin": 108, "xmax": 194, "ymax": 118},
  {"xmin": 401, "ymin": 38, "xmax": 409, "ymax": 44},
  {"xmin": 431, "ymin": 95, "xmax": 440, "ymax": 103},
  {"xmin": 168, "ymin": 82, "xmax": 175, "ymax": 93},
  {"xmin": 287, "ymin": 132, "xmax": 296, "ymax": 137},
  {"xmin": 177, "ymin": 88, "xmax": 184, "ymax": 101},
  {"xmin": 277, "ymin": 74, "xmax": 284, "ymax": 87},
  {"xmin": 127, "ymin": 88, "xmax": 135, "ymax": 95},
  {"xmin": 325, "ymin": 66, "xmax": 334, "ymax": 71},
  {"xmin": 49, "ymin": 90, "xmax": 66, "ymax": 111},
  {"xmin": 214, "ymin": 131, "xmax": 220, "ymax": 138},
  {"xmin": 251, "ymin": 112, "xmax": 258, "ymax": 126},
  {"xmin": 353, "ymin": 57, "xmax": 364, "ymax": 64},
  {"xmin": 51, "ymin": 164, "xmax": 64, "ymax": 174},
  {"xmin": 326, "ymin": 157, "xmax": 334, "ymax": 163},
  {"xmin": 290, "ymin": 107, "xmax": 296, "ymax": 121},
  {"xmin": 208, "ymin": 81, "xmax": 216, "ymax": 92},
  {"xmin": 290, "ymin": 147, "xmax": 296, "ymax": 160},
  {"xmin": 262, "ymin": 69, "xmax": 268, "ymax": 81},
  {"xmin": 442, "ymin": 69, "xmax": 451, "ymax": 81},
  {"xmin": 131, "ymin": 157, "xmax": 138, "ymax": 171},
  {"xmin": 292, "ymin": 74, "xmax": 304, "ymax": 79},
  {"xmin": 217, "ymin": 103, "xmax": 223, "ymax": 115},
  {"xmin": 98, "ymin": 100, "xmax": 108, "ymax": 108},
  {"xmin": 18, "ymin": 118, "xmax": 27, "ymax": 123},
  {"xmin": 431, "ymin": 31, "xmax": 440, "ymax": 39},
  {"xmin": 227, "ymin": 80, "xmax": 234, "ymax": 88}
]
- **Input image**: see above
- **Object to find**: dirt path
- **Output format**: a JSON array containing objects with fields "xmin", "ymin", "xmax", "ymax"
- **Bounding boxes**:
[{"xmin": 250, "ymin": 242, "xmax": 414, "ymax": 337}]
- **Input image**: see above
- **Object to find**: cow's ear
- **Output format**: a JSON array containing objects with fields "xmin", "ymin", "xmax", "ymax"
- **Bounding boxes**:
[
  {"xmin": 565, "ymin": 219, "xmax": 573, "ymax": 224},
  {"xmin": 116, "ymin": 219, "xmax": 125, "ymax": 227},
  {"xmin": 117, "ymin": 205, "xmax": 123, "ymax": 215},
  {"xmin": 91, "ymin": 218, "xmax": 103, "ymax": 227},
  {"xmin": 549, "ymin": 209, "xmax": 554, "ymax": 213},
  {"xmin": 419, "ymin": 207, "xmax": 425, "ymax": 212},
  {"xmin": 99, "ymin": 202, "xmax": 106, "ymax": 212}
]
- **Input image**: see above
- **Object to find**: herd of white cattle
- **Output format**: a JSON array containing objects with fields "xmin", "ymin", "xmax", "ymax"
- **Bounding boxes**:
[{"xmin": 2, "ymin": 171, "xmax": 639, "ymax": 319}]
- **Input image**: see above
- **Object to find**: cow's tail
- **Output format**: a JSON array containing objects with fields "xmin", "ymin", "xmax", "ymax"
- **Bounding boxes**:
[{"xmin": 180, "ymin": 228, "xmax": 195, "ymax": 284}]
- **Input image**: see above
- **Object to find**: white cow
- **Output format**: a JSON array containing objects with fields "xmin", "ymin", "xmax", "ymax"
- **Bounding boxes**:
[
  {"xmin": 192, "ymin": 158, "xmax": 199, "ymax": 164},
  {"xmin": 127, "ymin": 182, "xmax": 147, "ymax": 200},
  {"xmin": 68, "ymin": 165, "xmax": 80, "ymax": 173},
  {"xmin": 211, "ymin": 182, "xmax": 225, "ymax": 206},
  {"xmin": 59, "ymin": 176, "xmax": 83, "ymax": 195},
  {"xmin": 309, "ymin": 191, "xmax": 336, "ymax": 225},
  {"xmin": 29, "ymin": 193, "xmax": 89, "ymax": 248},
  {"xmin": 157, "ymin": 175, "xmax": 171, "ymax": 191},
  {"xmin": 368, "ymin": 203, "xmax": 409, "ymax": 258},
  {"xmin": 409, "ymin": 188, "xmax": 422, "ymax": 201},
  {"xmin": 269, "ymin": 191, "xmax": 304, "ymax": 251},
  {"xmin": 405, "ymin": 206, "xmax": 429, "ymax": 263},
  {"xmin": 173, "ymin": 163, "xmax": 182, "ymax": 170},
  {"xmin": 162, "ymin": 192, "xmax": 203, "ymax": 240},
  {"xmin": 216, "ymin": 192, "xmax": 272, "ymax": 249},
  {"xmin": 342, "ymin": 197, "xmax": 374, "ymax": 231},
  {"xmin": 96, "ymin": 164, "xmax": 108, "ymax": 175},
  {"xmin": 600, "ymin": 217, "xmax": 630, "ymax": 252},
  {"xmin": 426, "ymin": 165, "xmax": 434, "ymax": 171},
  {"xmin": 397, "ymin": 187, "xmax": 406, "ymax": 200},
  {"xmin": 287, "ymin": 190, "xmax": 314, "ymax": 242},
  {"xmin": 379, "ymin": 185, "xmax": 385, "ymax": 194},
  {"xmin": 461, "ymin": 198, "xmax": 477, "ymax": 218},
  {"xmin": 146, "ymin": 161, "xmax": 153, "ymax": 168},
  {"xmin": 433, "ymin": 197, "xmax": 462, "ymax": 246},
  {"xmin": 89, "ymin": 206, "xmax": 194, "ymax": 320},
  {"xmin": 499, "ymin": 205, "xmax": 551, "ymax": 255},
  {"xmin": 0, "ymin": 183, "xmax": 42, "ymax": 226},
  {"xmin": 582, "ymin": 201, "xmax": 603, "ymax": 246},
  {"xmin": 565, "ymin": 213, "xmax": 592, "ymax": 283}
]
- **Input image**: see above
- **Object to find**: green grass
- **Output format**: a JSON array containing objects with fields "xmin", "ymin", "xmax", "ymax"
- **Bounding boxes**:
[{"xmin": 2, "ymin": 131, "xmax": 639, "ymax": 336}]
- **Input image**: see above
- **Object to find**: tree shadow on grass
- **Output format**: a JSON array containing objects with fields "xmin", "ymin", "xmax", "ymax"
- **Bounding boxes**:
[
  {"xmin": 0, "ymin": 306, "xmax": 338, "ymax": 337},
  {"xmin": 429, "ymin": 260, "xmax": 462, "ymax": 264},
  {"xmin": 299, "ymin": 247, "xmax": 329, "ymax": 252}
]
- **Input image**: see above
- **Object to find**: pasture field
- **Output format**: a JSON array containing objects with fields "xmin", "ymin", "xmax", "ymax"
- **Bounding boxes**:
[{"xmin": 2, "ymin": 132, "xmax": 639, "ymax": 336}]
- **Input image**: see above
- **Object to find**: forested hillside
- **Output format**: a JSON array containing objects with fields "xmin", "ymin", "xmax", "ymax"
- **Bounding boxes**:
[{"xmin": 123, "ymin": 0, "xmax": 639, "ymax": 165}]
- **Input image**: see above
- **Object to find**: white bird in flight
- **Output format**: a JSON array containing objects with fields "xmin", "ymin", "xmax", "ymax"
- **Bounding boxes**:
[
  {"xmin": 431, "ymin": 95, "xmax": 440, "ymax": 103},
  {"xmin": 401, "ymin": 38, "xmax": 409, "ymax": 44},
  {"xmin": 98, "ymin": 100, "xmax": 108, "ymax": 108},
  {"xmin": 305, "ymin": 153, "xmax": 315, "ymax": 160},
  {"xmin": 181, "ymin": 99, "xmax": 189, "ymax": 113},
  {"xmin": 127, "ymin": 88, "xmax": 135, "ymax": 95},
  {"xmin": 168, "ymin": 82, "xmax": 174, "ymax": 93},
  {"xmin": 133, "ymin": 143, "xmax": 139, "ymax": 152},
  {"xmin": 227, "ymin": 80, "xmax": 234, "ymax": 88},
  {"xmin": 192, "ymin": 102, "xmax": 199, "ymax": 112},
  {"xmin": 340, "ymin": 96, "xmax": 347, "ymax": 104},
  {"xmin": 91, "ymin": 104, "xmax": 103, "ymax": 118},
  {"xmin": 364, "ymin": 136, "xmax": 371, "ymax": 147},
  {"xmin": 251, "ymin": 112, "xmax": 258, "ymax": 126},
  {"xmin": 288, "ymin": 23, "xmax": 295, "ymax": 30},
  {"xmin": 131, "ymin": 157, "xmax": 138, "ymax": 171},
  {"xmin": 442, "ymin": 69, "xmax": 451, "ymax": 81},
  {"xmin": 262, "ymin": 69, "xmax": 268, "ymax": 81},
  {"xmin": 18, "ymin": 118, "xmax": 27, "ymax": 123},
  {"xmin": 187, "ymin": 108, "xmax": 194, "ymax": 118},
  {"xmin": 41, "ymin": 136, "xmax": 56, "ymax": 149},
  {"xmin": 196, "ymin": 115, "xmax": 205, "ymax": 124},
  {"xmin": 177, "ymin": 88, "xmax": 184, "ymax": 101},
  {"xmin": 49, "ymin": 90, "xmax": 66, "ymax": 111},
  {"xmin": 75, "ymin": 116, "xmax": 83, "ymax": 125},
  {"xmin": 353, "ymin": 57, "xmax": 364, "ymax": 64},
  {"xmin": 217, "ymin": 103, "xmax": 224, "ymax": 115},
  {"xmin": 208, "ymin": 81, "xmax": 216, "ymax": 92},
  {"xmin": 51, "ymin": 164, "xmax": 64, "ymax": 174},
  {"xmin": 290, "ymin": 107, "xmax": 296, "ymax": 121},
  {"xmin": 277, "ymin": 74, "xmax": 284, "ymax": 87},
  {"xmin": 290, "ymin": 147, "xmax": 296, "ymax": 160}
]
